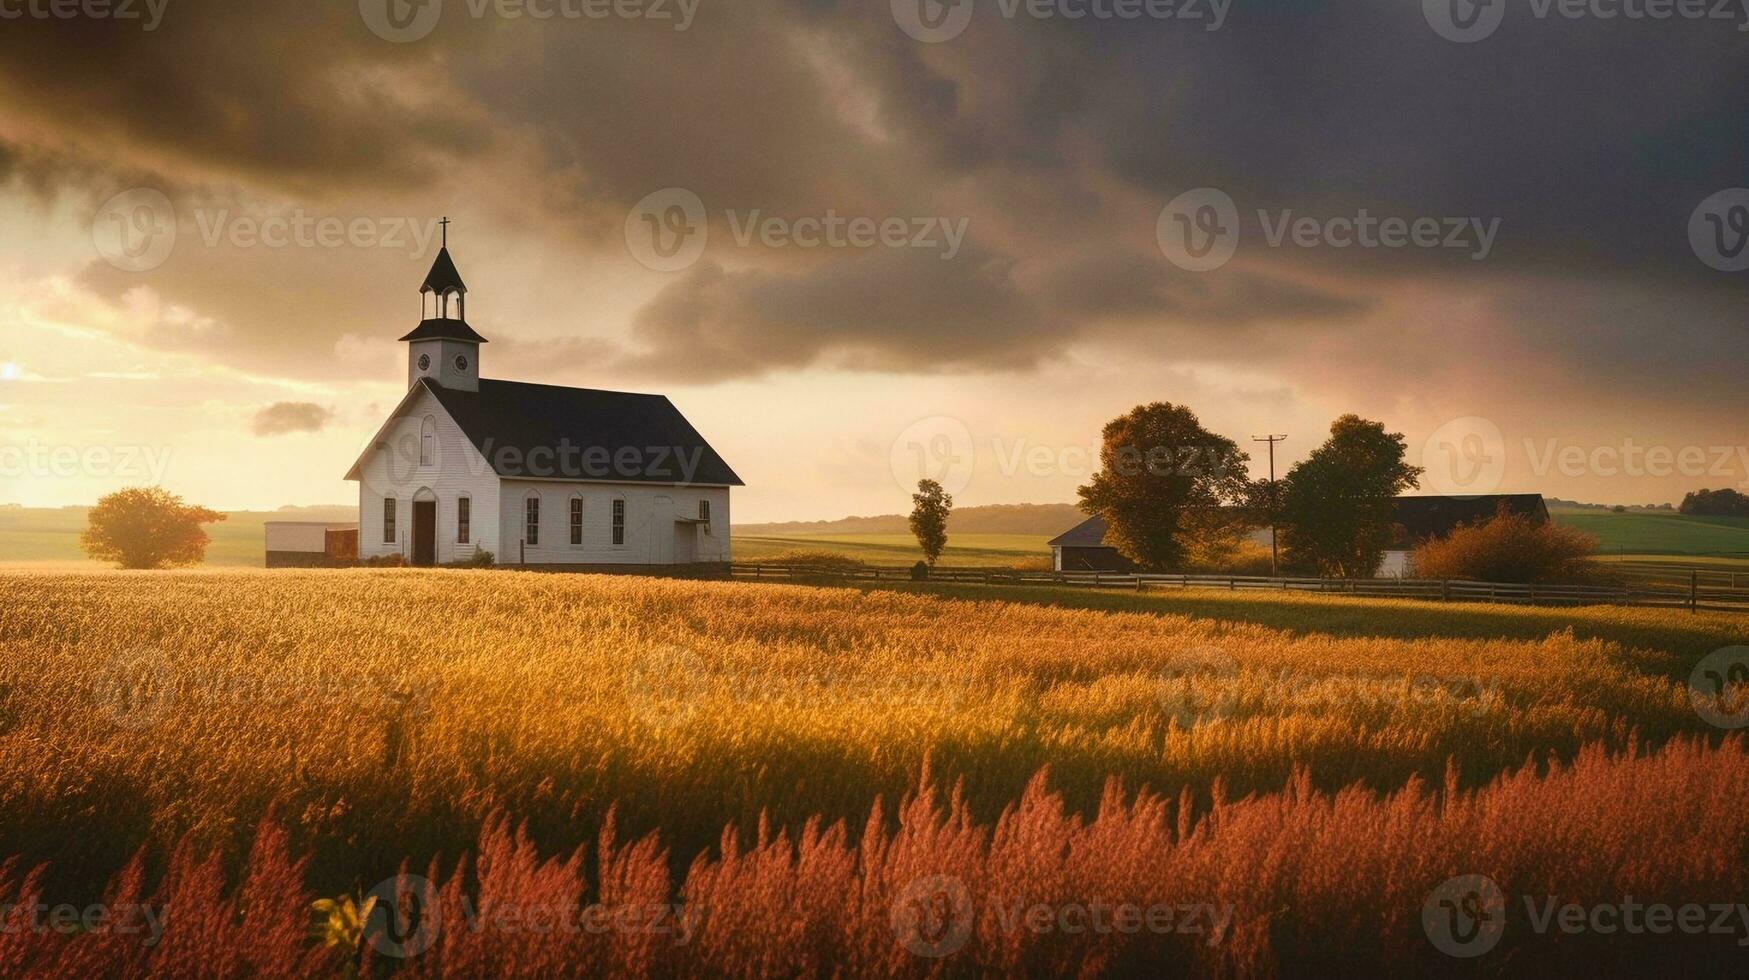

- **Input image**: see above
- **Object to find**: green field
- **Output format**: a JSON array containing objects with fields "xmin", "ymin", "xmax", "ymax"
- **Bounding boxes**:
[
  {"xmin": 731, "ymin": 531, "xmax": 1052, "ymax": 567},
  {"xmin": 738, "ymin": 512, "xmax": 1749, "ymax": 570},
  {"xmin": 1551, "ymin": 508, "xmax": 1749, "ymax": 557}
]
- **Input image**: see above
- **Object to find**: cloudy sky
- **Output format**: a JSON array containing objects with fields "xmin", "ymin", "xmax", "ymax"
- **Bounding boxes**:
[{"xmin": 0, "ymin": 0, "xmax": 1744, "ymax": 521}]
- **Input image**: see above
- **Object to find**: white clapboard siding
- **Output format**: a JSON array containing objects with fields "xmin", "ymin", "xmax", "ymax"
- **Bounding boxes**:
[
  {"xmin": 355, "ymin": 386, "xmax": 502, "ymax": 563},
  {"xmin": 497, "ymin": 480, "xmax": 731, "ymax": 566}
]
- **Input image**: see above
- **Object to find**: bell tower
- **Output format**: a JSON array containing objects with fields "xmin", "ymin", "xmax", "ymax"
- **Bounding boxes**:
[{"xmin": 400, "ymin": 218, "xmax": 486, "ymax": 392}]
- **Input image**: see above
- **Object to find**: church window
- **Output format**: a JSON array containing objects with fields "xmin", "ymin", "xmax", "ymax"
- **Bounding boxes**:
[
  {"xmin": 612, "ymin": 498, "xmax": 626, "ymax": 546},
  {"xmin": 570, "ymin": 496, "xmax": 584, "ymax": 546},
  {"xmin": 420, "ymin": 417, "xmax": 436, "ymax": 466},
  {"xmin": 525, "ymin": 494, "xmax": 540, "ymax": 546},
  {"xmin": 457, "ymin": 496, "xmax": 471, "ymax": 544},
  {"xmin": 382, "ymin": 498, "xmax": 396, "ymax": 543}
]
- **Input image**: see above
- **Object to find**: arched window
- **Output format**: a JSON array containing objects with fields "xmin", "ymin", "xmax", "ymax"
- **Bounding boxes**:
[
  {"xmin": 419, "ymin": 416, "xmax": 436, "ymax": 467},
  {"xmin": 570, "ymin": 494, "xmax": 584, "ymax": 546}
]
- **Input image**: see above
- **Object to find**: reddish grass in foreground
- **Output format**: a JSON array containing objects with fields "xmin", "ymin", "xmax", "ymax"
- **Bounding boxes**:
[{"xmin": 4, "ymin": 738, "xmax": 1746, "ymax": 978}]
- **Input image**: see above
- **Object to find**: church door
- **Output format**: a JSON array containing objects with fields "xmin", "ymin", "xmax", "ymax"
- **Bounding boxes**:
[{"xmin": 413, "ymin": 500, "xmax": 437, "ymax": 566}]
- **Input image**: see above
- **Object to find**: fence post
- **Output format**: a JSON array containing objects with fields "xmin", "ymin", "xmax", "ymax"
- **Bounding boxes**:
[
  {"xmin": 1229, "ymin": 576, "xmax": 1236, "ymax": 591},
  {"xmin": 1690, "ymin": 570, "xmax": 1698, "ymax": 613},
  {"xmin": 1135, "ymin": 575, "xmax": 1143, "ymax": 592},
  {"xmin": 1441, "ymin": 579, "xmax": 1450, "ymax": 603}
]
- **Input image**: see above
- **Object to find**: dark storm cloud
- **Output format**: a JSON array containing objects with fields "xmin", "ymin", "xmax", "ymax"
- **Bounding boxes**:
[
  {"xmin": 1024, "ymin": 247, "xmax": 1367, "ymax": 324},
  {"xmin": 1, "ymin": 0, "xmax": 1742, "ymax": 390},
  {"xmin": 619, "ymin": 249, "xmax": 1059, "ymax": 381},
  {"xmin": 0, "ymin": 2, "xmax": 486, "ymax": 192}
]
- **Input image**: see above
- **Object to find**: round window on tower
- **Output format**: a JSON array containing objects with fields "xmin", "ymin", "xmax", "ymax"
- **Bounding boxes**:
[
  {"xmin": 455, "ymin": 354, "xmax": 469, "ymax": 372},
  {"xmin": 418, "ymin": 354, "xmax": 431, "ymax": 371}
]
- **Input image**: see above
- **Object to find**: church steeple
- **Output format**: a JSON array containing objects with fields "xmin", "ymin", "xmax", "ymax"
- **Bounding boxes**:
[
  {"xmin": 420, "ymin": 217, "xmax": 469, "ymax": 320},
  {"xmin": 399, "ymin": 218, "xmax": 486, "ymax": 392}
]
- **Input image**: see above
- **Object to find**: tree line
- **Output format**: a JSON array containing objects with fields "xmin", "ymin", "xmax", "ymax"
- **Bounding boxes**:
[{"xmin": 1679, "ymin": 488, "xmax": 1749, "ymax": 517}]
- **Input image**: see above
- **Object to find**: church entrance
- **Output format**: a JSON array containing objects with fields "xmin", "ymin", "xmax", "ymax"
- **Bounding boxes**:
[{"xmin": 412, "ymin": 500, "xmax": 437, "ymax": 566}]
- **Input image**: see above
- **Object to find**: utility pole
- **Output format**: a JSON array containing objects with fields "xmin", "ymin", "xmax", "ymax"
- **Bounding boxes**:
[{"xmin": 1253, "ymin": 434, "xmax": 1288, "ymax": 576}]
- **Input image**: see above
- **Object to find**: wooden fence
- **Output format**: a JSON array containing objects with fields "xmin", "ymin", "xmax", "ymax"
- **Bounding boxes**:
[
  {"xmin": 1609, "ymin": 560, "xmax": 1749, "ymax": 591},
  {"xmin": 729, "ymin": 563, "xmax": 1749, "ymax": 613}
]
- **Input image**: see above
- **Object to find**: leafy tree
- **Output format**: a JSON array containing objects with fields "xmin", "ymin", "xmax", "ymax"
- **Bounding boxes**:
[
  {"xmin": 1278, "ymin": 415, "xmax": 1422, "ymax": 577},
  {"xmin": 909, "ymin": 479, "xmax": 953, "ymax": 566},
  {"xmin": 81, "ymin": 487, "xmax": 225, "ymax": 569},
  {"xmin": 1076, "ymin": 402, "xmax": 1252, "ymax": 572}
]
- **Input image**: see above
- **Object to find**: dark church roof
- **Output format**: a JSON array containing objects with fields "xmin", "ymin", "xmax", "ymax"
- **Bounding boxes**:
[
  {"xmin": 424, "ymin": 379, "xmax": 743, "ymax": 486},
  {"xmin": 1048, "ymin": 494, "xmax": 1549, "ymax": 550},
  {"xmin": 420, "ymin": 247, "xmax": 467, "ymax": 295},
  {"xmin": 398, "ymin": 317, "xmax": 489, "ymax": 344}
]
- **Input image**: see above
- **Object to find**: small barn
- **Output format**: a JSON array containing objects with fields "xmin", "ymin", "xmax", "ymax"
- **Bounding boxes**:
[
  {"xmin": 264, "ymin": 521, "xmax": 359, "ymax": 568},
  {"xmin": 1048, "ymin": 515, "xmax": 1135, "ymax": 572}
]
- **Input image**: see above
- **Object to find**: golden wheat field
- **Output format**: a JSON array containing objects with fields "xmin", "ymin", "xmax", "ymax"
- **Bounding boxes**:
[{"xmin": 1, "ymin": 569, "xmax": 1746, "ymax": 977}]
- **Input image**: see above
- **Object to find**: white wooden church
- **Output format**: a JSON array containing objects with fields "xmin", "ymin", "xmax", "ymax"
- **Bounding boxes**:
[{"xmin": 344, "ymin": 229, "xmax": 742, "ymax": 569}]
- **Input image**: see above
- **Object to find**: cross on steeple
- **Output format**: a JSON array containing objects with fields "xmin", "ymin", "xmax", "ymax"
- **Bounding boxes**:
[{"xmin": 439, "ymin": 216, "xmax": 450, "ymax": 247}]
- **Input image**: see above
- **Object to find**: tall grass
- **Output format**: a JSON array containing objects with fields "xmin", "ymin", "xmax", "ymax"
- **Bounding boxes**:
[
  {"xmin": 2, "ymin": 739, "xmax": 1745, "ymax": 977},
  {"xmin": 0, "ymin": 569, "xmax": 1729, "ymax": 910}
]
